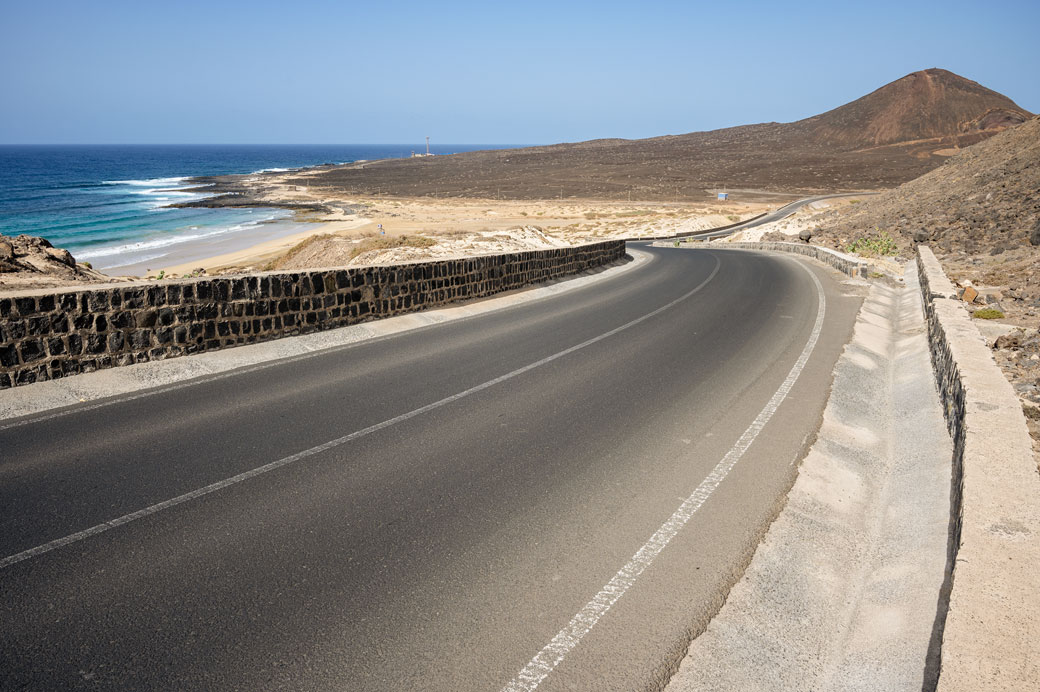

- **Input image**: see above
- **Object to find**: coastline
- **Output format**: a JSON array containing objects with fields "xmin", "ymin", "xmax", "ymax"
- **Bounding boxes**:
[
  {"xmin": 135, "ymin": 162, "xmax": 775, "ymax": 274},
  {"xmin": 6, "ymin": 154, "xmax": 778, "ymax": 281}
]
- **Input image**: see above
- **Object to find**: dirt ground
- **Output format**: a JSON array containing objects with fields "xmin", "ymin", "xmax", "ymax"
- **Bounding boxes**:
[{"xmin": 161, "ymin": 181, "xmax": 770, "ymax": 274}]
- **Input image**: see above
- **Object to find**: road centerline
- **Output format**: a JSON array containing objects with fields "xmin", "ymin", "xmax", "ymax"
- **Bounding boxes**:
[
  {"xmin": 501, "ymin": 258, "xmax": 825, "ymax": 692},
  {"xmin": 0, "ymin": 255, "xmax": 722, "ymax": 571}
]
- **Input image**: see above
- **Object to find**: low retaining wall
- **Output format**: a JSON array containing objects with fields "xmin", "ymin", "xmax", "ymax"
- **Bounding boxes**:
[
  {"xmin": 0, "ymin": 241, "xmax": 625, "ymax": 389},
  {"xmin": 653, "ymin": 239, "xmax": 869, "ymax": 279},
  {"xmin": 720, "ymin": 241, "xmax": 869, "ymax": 278},
  {"xmin": 916, "ymin": 246, "xmax": 1040, "ymax": 691}
]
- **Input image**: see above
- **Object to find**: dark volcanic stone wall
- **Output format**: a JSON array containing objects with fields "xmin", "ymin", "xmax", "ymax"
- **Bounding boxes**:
[{"xmin": 0, "ymin": 241, "xmax": 625, "ymax": 389}]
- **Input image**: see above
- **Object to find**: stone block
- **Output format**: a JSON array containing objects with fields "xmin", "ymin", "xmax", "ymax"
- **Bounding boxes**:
[
  {"xmin": 15, "ymin": 297, "xmax": 36, "ymax": 317},
  {"xmin": 129, "ymin": 330, "xmax": 151, "ymax": 350},
  {"xmin": 86, "ymin": 333, "xmax": 106, "ymax": 354},
  {"xmin": 46, "ymin": 337, "xmax": 66, "ymax": 356},
  {"xmin": 122, "ymin": 287, "xmax": 147, "ymax": 309},
  {"xmin": 137, "ymin": 310, "xmax": 158, "ymax": 328},
  {"xmin": 20, "ymin": 339, "xmax": 45, "ymax": 362},
  {"xmin": 87, "ymin": 292, "xmax": 109, "ymax": 312},
  {"xmin": 0, "ymin": 344, "xmax": 18, "ymax": 368}
]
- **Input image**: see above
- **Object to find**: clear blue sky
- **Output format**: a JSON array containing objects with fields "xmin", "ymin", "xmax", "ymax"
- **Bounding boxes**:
[{"xmin": 2, "ymin": 0, "xmax": 1037, "ymax": 145}]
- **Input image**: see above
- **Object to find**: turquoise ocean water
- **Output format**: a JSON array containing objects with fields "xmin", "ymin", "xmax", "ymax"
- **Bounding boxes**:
[{"xmin": 0, "ymin": 145, "xmax": 507, "ymax": 273}]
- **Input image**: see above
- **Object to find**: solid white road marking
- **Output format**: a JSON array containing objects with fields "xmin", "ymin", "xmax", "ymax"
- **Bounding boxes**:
[
  {"xmin": 502, "ymin": 260, "xmax": 825, "ymax": 692},
  {"xmin": 0, "ymin": 256, "xmax": 721, "ymax": 571}
]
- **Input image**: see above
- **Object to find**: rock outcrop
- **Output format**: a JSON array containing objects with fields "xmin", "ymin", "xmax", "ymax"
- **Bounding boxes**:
[{"xmin": 0, "ymin": 234, "xmax": 110, "ymax": 290}]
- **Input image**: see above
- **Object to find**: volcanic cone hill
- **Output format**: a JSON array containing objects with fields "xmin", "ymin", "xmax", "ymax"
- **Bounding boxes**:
[
  {"xmin": 275, "ymin": 68, "xmax": 1030, "ymax": 202},
  {"xmin": 790, "ymin": 68, "xmax": 1030, "ymax": 149}
]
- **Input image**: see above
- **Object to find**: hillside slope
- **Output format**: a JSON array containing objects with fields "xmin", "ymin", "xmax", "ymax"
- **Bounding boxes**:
[
  {"xmin": 811, "ymin": 115, "xmax": 1039, "ymax": 325},
  {"xmin": 815, "ymin": 115, "xmax": 1039, "ymax": 255}
]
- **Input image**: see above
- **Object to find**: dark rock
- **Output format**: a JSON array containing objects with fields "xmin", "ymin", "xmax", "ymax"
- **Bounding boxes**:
[
  {"xmin": 0, "ymin": 344, "xmax": 18, "ymax": 367},
  {"xmin": 913, "ymin": 230, "xmax": 930, "ymax": 243},
  {"xmin": 994, "ymin": 330, "xmax": 1024, "ymax": 350},
  {"xmin": 798, "ymin": 229, "xmax": 813, "ymax": 242},
  {"xmin": 19, "ymin": 339, "xmax": 44, "ymax": 362},
  {"xmin": 1030, "ymin": 219, "xmax": 1040, "ymax": 246}
]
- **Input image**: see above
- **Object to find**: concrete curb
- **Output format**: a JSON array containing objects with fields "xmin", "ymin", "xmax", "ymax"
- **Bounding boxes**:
[{"xmin": 916, "ymin": 246, "xmax": 1040, "ymax": 690}]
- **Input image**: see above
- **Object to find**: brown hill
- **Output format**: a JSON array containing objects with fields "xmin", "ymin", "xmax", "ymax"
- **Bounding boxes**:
[
  {"xmin": 792, "ymin": 68, "xmax": 1030, "ymax": 149},
  {"xmin": 270, "ymin": 69, "xmax": 1031, "ymax": 201}
]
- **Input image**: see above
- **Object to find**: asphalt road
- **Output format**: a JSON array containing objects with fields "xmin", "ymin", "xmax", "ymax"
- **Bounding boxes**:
[
  {"xmin": 0, "ymin": 245, "xmax": 863, "ymax": 691},
  {"xmin": 692, "ymin": 193, "xmax": 879, "ymax": 239}
]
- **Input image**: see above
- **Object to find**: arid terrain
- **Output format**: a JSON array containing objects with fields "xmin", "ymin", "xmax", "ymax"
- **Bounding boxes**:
[
  {"xmin": 132, "ymin": 68, "xmax": 1027, "ymax": 276},
  {"xmin": 185, "ymin": 68, "xmax": 1028, "ymax": 205},
  {"xmin": 722, "ymin": 114, "xmax": 1040, "ymax": 455}
]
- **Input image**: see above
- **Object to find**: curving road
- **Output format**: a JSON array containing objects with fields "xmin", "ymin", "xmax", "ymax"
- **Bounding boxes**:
[
  {"xmin": 691, "ymin": 192, "xmax": 879, "ymax": 240},
  {"xmin": 0, "ymin": 245, "xmax": 863, "ymax": 691}
]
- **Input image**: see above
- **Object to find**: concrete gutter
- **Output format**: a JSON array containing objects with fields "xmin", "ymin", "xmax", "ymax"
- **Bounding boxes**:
[
  {"xmin": 916, "ymin": 246, "xmax": 1040, "ymax": 690},
  {"xmin": 665, "ymin": 258, "xmax": 953, "ymax": 690}
]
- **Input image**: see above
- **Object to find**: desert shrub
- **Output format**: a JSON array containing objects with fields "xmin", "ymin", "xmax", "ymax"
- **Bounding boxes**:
[
  {"xmin": 971, "ymin": 308, "xmax": 1005, "ymax": 320},
  {"xmin": 846, "ymin": 230, "xmax": 898, "ymax": 257},
  {"xmin": 349, "ymin": 234, "xmax": 436, "ymax": 259}
]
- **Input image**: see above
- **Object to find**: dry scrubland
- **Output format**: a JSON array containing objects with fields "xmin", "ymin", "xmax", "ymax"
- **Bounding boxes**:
[{"xmin": 157, "ymin": 187, "xmax": 767, "ymax": 275}]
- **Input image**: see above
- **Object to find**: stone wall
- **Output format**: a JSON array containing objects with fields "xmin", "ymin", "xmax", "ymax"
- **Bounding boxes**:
[
  {"xmin": 916, "ymin": 246, "xmax": 1040, "ymax": 691},
  {"xmin": 720, "ymin": 241, "xmax": 869, "ymax": 278},
  {"xmin": 0, "ymin": 241, "xmax": 625, "ymax": 389}
]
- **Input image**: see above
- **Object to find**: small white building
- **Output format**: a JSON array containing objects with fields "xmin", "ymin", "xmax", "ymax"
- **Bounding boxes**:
[{"xmin": 718, "ymin": 192, "xmax": 729, "ymax": 201}]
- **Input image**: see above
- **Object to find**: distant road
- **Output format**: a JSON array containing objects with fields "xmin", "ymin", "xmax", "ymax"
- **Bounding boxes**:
[
  {"xmin": 690, "ymin": 192, "xmax": 880, "ymax": 239},
  {"xmin": 1, "ymin": 245, "xmax": 862, "ymax": 691}
]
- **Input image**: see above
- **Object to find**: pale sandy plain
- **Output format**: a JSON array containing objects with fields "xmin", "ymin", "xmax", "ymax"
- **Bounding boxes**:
[{"xmin": 157, "ymin": 168, "xmax": 778, "ymax": 276}]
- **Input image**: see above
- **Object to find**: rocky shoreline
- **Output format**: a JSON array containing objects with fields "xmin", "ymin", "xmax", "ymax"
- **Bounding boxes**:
[{"xmin": 170, "ymin": 169, "xmax": 342, "ymax": 214}]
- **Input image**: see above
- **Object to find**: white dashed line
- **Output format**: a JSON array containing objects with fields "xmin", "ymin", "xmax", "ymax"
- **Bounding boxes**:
[{"xmin": 0, "ymin": 256, "xmax": 721, "ymax": 571}]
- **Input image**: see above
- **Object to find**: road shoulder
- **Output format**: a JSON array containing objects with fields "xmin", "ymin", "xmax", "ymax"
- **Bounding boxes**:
[{"xmin": 666, "ymin": 261, "xmax": 952, "ymax": 691}]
